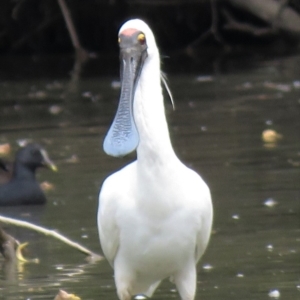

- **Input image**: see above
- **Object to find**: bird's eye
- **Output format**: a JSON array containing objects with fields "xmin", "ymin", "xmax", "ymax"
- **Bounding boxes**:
[{"xmin": 137, "ymin": 33, "xmax": 146, "ymax": 45}]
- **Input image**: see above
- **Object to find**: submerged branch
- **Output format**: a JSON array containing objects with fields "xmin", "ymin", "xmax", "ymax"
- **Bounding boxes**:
[
  {"xmin": 0, "ymin": 226, "xmax": 18, "ymax": 261},
  {"xmin": 0, "ymin": 215, "xmax": 103, "ymax": 262}
]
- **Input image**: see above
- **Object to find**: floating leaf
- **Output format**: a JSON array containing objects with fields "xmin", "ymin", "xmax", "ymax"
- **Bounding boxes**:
[
  {"xmin": 40, "ymin": 181, "xmax": 55, "ymax": 192},
  {"xmin": 0, "ymin": 143, "xmax": 11, "ymax": 156},
  {"xmin": 16, "ymin": 242, "xmax": 39, "ymax": 263},
  {"xmin": 54, "ymin": 289, "xmax": 81, "ymax": 300},
  {"xmin": 262, "ymin": 129, "xmax": 282, "ymax": 143}
]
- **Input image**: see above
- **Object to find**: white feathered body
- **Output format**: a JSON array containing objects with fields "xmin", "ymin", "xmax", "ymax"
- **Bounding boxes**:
[{"xmin": 99, "ymin": 158, "xmax": 212, "ymax": 295}]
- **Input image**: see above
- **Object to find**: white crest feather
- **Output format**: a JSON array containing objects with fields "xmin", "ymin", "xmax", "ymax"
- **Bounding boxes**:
[{"xmin": 161, "ymin": 72, "xmax": 175, "ymax": 110}]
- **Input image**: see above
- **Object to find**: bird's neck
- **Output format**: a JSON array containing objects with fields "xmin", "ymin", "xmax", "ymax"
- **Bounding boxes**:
[
  {"xmin": 12, "ymin": 163, "xmax": 36, "ymax": 180},
  {"xmin": 134, "ymin": 53, "xmax": 177, "ymax": 165}
]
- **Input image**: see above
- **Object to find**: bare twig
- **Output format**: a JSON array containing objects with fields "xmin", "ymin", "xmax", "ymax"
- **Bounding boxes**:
[
  {"xmin": 0, "ymin": 215, "xmax": 103, "ymax": 262},
  {"xmin": 57, "ymin": 0, "xmax": 89, "ymax": 63},
  {"xmin": 57, "ymin": 0, "xmax": 81, "ymax": 50},
  {"xmin": 210, "ymin": 0, "xmax": 223, "ymax": 43},
  {"xmin": 187, "ymin": 0, "xmax": 225, "ymax": 51},
  {"xmin": 222, "ymin": 9, "xmax": 275, "ymax": 36}
]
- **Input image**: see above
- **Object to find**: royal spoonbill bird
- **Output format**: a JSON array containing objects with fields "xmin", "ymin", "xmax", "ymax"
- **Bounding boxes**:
[
  {"xmin": 98, "ymin": 19, "xmax": 213, "ymax": 300},
  {"xmin": 0, "ymin": 143, "xmax": 57, "ymax": 206}
]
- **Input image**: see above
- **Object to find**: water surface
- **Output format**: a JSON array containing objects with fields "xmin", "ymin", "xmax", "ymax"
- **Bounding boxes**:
[{"xmin": 0, "ymin": 53, "xmax": 299, "ymax": 299}]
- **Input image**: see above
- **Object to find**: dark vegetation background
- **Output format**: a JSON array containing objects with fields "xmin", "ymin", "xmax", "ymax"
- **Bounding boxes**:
[{"xmin": 1, "ymin": 0, "xmax": 300, "ymax": 57}]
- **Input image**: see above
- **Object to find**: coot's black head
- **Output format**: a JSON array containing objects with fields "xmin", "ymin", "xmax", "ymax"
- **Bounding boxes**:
[{"xmin": 15, "ymin": 143, "xmax": 57, "ymax": 172}]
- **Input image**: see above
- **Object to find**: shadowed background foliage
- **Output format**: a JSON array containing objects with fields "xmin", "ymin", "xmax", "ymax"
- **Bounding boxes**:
[{"xmin": 1, "ymin": 0, "xmax": 300, "ymax": 56}]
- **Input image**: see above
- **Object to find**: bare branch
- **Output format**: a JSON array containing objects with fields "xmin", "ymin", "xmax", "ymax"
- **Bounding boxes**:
[
  {"xmin": 228, "ymin": 0, "xmax": 300, "ymax": 37},
  {"xmin": 0, "ymin": 215, "xmax": 103, "ymax": 262},
  {"xmin": 57, "ymin": 0, "xmax": 89, "ymax": 63},
  {"xmin": 222, "ymin": 9, "xmax": 276, "ymax": 37}
]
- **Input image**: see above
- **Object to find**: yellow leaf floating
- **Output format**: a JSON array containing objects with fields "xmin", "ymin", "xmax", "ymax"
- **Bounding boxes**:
[
  {"xmin": 40, "ymin": 181, "xmax": 55, "ymax": 192},
  {"xmin": 262, "ymin": 129, "xmax": 282, "ymax": 143},
  {"xmin": 0, "ymin": 143, "xmax": 11, "ymax": 156},
  {"xmin": 16, "ymin": 242, "xmax": 39, "ymax": 263},
  {"xmin": 54, "ymin": 290, "xmax": 81, "ymax": 300}
]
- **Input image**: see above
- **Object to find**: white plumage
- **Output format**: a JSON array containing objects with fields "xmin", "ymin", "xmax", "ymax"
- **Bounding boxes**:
[{"xmin": 98, "ymin": 19, "xmax": 213, "ymax": 300}]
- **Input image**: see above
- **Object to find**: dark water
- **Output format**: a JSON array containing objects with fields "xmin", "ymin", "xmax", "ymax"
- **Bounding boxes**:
[{"xmin": 0, "ymin": 53, "xmax": 299, "ymax": 300}]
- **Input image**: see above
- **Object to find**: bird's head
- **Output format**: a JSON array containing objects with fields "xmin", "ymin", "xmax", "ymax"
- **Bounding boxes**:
[
  {"xmin": 16, "ymin": 143, "xmax": 57, "ymax": 172},
  {"xmin": 103, "ymin": 19, "xmax": 159, "ymax": 157},
  {"xmin": 118, "ymin": 19, "xmax": 157, "ymax": 58}
]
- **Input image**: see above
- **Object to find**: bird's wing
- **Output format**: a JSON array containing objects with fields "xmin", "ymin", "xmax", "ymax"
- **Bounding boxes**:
[
  {"xmin": 195, "ymin": 224, "xmax": 209, "ymax": 263},
  {"xmin": 97, "ymin": 177, "xmax": 120, "ymax": 267},
  {"xmin": 193, "ymin": 177, "xmax": 213, "ymax": 263}
]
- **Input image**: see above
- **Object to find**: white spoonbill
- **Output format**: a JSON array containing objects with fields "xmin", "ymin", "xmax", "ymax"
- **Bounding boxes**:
[{"xmin": 98, "ymin": 19, "xmax": 213, "ymax": 300}]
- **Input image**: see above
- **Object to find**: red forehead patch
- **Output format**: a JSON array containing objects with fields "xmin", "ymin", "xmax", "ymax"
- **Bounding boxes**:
[{"xmin": 120, "ymin": 28, "xmax": 138, "ymax": 36}]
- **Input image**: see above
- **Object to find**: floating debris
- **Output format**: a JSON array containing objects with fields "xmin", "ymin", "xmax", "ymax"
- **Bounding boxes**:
[
  {"xmin": 293, "ymin": 81, "xmax": 300, "ymax": 89},
  {"xmin": 264, "ymin": 198, "xmax": 278, "ymax": 207},
  {"xmin": 49, "ymin": 105, "xmax": 63, "ymax": 115},
  {"xmin": 46, "ymin": 81, "xmax": 63, "ymax": 90},
  {"xmin": 66, "ymin": 154, "xmax": 79, "ymax": 164},
  {"xmin": 0, "ymin": 143, "xmax": 11, "ymax": 156},
  {"xmin": 81, "ymin": 91, "xmax": 101, "ymax": 102},
  {"xmin": 235, "ymin": 82, "xmax": 253, "ymax": 90},
  {"xmin": 287, "ymin": 159, "xmax": 300, "ymax": 167},
  {"xmin": 257, "ymin": 94, "xmax": 283, "ymax": 101},
  {"xmin": 28, "ymin": 90, "xmax": 47, "ymax": 99},
  {"xmin": 54, "ymin": 289, "xmax": 81, "ymax": 300},
  {"xmin": 264, "ymin": 81, "xmax": 292, "ymax": 92},
  {"xmin": 232, "ymin": 214, "xmax": 240, "ymax": 220},
  {"xmin": 188, "ymin": 101, "xmax": 196, "ymax": 108},
  {"xmin": 268, "ymin": 289, "xmax": 280, "ymax": 298},
  {"xmin": 262, "ymin": 129, "xmax": 282, "ymax": 144},
  {"xmin": 196, "ymin": 75, "xmax": 214, "ymax": 83},
  {"xmin": 265, "ymin": 120, "xmax": 273, "ymax": 125},
  {"xmin": 202, "ymin": 263, "xmax": 213, "ymax": 270},
  {"xmin": 242, "ymin": 82, "xmax": 252, "ymax": 88},
  {"xmin": 266, "ymin": 244, "xmax": 274, "ymax": 251},
  {"xmin": 40, "ymin": 181, "xmax": 55, "ymax": 192},
  {"xmin": 82, "ymin": 91, "xmax": 92, "ymax": 98},
  {"xmin": 16, "ymin": 139, "xmax": 32, "ymax": 147},
  {"xmin": 111, "ymin": 80, "xmax": 121, "ymax": 89},
  {"xmin": 91, "ymin": 94, "xmax": 102, "ymax": 102},
  {"xmin": 134, "ymin": 295, "xmax": 147, "ymax": 300},
  {"xmin": 236, "ymin": 273, "xmax": 244, "ymax": 278}
]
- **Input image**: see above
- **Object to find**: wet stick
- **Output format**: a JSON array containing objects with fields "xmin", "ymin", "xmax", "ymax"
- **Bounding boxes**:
[{"xmin": 0, "ymin": 215, "xmax": 103, "ymax": 262}]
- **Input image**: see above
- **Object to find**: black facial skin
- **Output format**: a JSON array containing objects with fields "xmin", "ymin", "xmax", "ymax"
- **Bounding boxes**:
[{"xmin": 119, "ymin": 31, "xmax": 148, "ymax": 94}]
